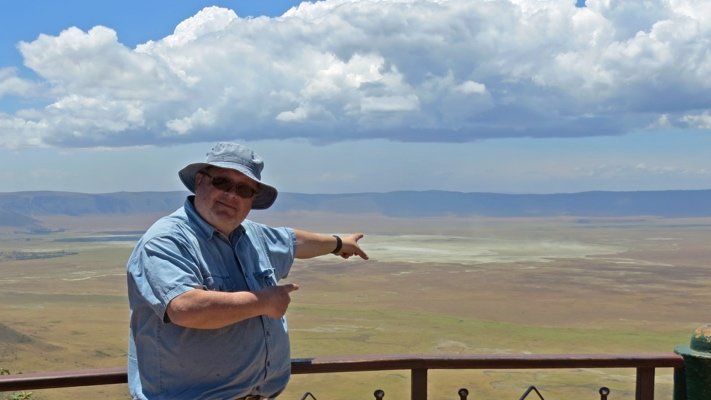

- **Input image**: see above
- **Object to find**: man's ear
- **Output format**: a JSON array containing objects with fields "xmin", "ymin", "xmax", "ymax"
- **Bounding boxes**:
[
  {"xmin": 195, "ymin": 170, "xmax": 207, "ymax": 185},
  {"xmin": 193, "ymin": 172, "xmax": 207, "ymax": 194}
]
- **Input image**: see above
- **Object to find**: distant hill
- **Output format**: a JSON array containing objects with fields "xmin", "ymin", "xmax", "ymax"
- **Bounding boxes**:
[
  {"xmin": 271, "ymin": 190, "xmax": 711, "ymax": 218},
  {"xmin": 2, "ymin": 189, "xmax": 711, "ymax": 228},
  {"xmin": 0, "ymin": 191, "xmax": 187, "ymax": 218},
  {"xmin": 0, "ymin": 209, "xmax": 42, "ymax": 227}
]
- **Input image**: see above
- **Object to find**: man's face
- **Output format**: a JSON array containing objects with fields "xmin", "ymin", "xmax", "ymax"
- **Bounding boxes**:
[{"xmin": 193, "ymin": 167, "xmax": 259, "ymax": 235}]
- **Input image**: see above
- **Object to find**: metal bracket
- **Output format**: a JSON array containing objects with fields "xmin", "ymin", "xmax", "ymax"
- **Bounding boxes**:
[
  {"xmin": 518, "ymin": 386, "xmax": 546, "ymax": 400},
  {"xmin": 302, "ymin": 385, "xmax": 611, "ymax": 399},
  {"xmin": 455, "ymin": 385, "xmax": 611, "ymax": 399}
]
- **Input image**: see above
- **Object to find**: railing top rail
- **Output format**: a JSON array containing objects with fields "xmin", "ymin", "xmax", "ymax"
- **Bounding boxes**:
[
  {"xmin": 0, "ymin": 353, "xmax": 684, "ymax": 392},
  {"xmin": 0, "ymin": 367, "xmax": 126, "ymax": 392},
  {"xmin": 291, "ymin": 352, "xmax": 684, "ymax": 373}
]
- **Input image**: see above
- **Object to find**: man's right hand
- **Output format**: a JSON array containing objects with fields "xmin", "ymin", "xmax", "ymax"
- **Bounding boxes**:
[{"xmin": 257, "ymin": 283, "xmax": 300, "ymax": 318}]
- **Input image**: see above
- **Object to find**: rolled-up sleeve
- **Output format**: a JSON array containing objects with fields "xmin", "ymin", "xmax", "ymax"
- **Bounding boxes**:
[{"xmin": 129, "ymin": 235, "xmax": 202, "ymax": 320}]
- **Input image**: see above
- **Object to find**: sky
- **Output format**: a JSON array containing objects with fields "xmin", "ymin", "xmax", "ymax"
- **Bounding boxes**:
[{"xmin": 0, "ymin": 0, "xmax": 710, "ymax": 194}]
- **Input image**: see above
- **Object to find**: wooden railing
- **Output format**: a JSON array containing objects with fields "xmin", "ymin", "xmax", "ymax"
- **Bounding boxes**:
[{"xmin": 0, "ymin": 353, "xmax": 685, "ymax": 400}]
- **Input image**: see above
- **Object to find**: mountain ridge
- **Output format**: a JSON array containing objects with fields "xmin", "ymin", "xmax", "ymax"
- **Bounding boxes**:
[{"xmin": 2, "ymin": 189, "xmax": 711, "ymax": 228}]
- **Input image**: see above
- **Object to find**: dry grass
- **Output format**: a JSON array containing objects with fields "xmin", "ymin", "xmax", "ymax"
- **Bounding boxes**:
[{"xmin": 2, "ymin": 213, "xmax": 710, "ymax": 399}]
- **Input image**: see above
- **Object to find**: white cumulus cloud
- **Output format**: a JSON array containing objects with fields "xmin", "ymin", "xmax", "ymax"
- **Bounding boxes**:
[
  {"xmin": 0, "ymin": 0, "xmax": 710, "ymax": 149},
  {"xmin": 0, "ymin": 67, "xmax": 43, "ymax": 97},
  {"xmin": 680, "ymin": 112, "xmax": 711, "ymax": 129}
]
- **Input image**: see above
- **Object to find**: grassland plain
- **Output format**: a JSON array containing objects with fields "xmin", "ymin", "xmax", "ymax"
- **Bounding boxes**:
[{"xmin": 1, "ymin": 212, "xmax": 711, "ymax": 399}]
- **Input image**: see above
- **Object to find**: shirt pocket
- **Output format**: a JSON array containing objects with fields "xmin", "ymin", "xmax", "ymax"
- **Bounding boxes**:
[
  {"xmin": 253, "ymin": 268, "xmax": 277, "ymax": 288},
  {"xmin": 203, "ymin": 274, "xmax": 234, "ymax": 291}
]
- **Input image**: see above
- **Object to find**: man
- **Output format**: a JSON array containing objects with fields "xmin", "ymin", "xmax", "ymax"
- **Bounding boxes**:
[{"xmin": 127, "ymin": 142, "xmax": 368, "ymax": 399}]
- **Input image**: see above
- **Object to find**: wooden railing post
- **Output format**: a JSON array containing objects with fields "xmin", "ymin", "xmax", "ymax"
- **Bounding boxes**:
[
  {"xmin": 411, "ymin": 368, "xmax": 427, "ymax": 400},
  {"xmin": 635, "ymin": 367, "xmax": 655, "ymax": 400}
]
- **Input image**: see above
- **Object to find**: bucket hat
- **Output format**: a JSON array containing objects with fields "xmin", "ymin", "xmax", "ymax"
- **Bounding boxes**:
[{"xmin": 179, "ymin": 142, "xmax": 278, "ymax": 209}]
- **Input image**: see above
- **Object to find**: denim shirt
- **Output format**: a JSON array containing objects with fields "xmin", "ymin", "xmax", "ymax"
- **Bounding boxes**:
[{"xmin": 127, "ymin": 197, "xmax": 296, "ymax": 400}]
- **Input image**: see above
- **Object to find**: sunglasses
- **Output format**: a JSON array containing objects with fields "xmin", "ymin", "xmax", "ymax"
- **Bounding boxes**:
[{"xmin": 198, "ymin": 171, "xmax": 260, "ymax": 199}]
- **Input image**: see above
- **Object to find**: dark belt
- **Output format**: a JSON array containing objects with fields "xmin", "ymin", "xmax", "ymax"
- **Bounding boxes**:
[{"xmin": 236, "ymin": 396, "xmax": 267, "ymax": 400}]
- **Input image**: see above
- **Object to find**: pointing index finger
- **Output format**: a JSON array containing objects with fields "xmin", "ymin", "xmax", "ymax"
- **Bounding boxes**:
[{"xmin": 283, "ymin": 283, "xmax": 300, "ymax": 292}]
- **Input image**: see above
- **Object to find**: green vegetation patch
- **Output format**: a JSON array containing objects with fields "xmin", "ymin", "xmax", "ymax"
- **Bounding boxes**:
[
  {"xmin": 289, "ymin": 306, "xmax": 687, "ymax": 356},
  {"xmin": 0, "ymin": 250, "xmax": 78, "ymax": 262}
]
